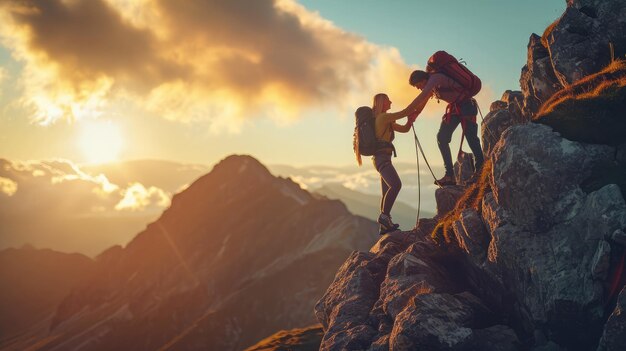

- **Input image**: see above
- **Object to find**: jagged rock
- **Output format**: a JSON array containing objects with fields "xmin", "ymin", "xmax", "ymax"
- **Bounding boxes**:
[
  {"xmin": 452, "ymin": 208, "xmax": 490, "ymax": 263},
  {"xmin": 372, "ymin": 242, "xmax": 457, "ymax": 321},
  {"xmin": 315, "ymin": 242, "xmax": 399, "ymax": 351},
  {"xmin": 501, "ymin": 90, "xmax": 525, "ymax": 121},
  {"xmin": 388, "ymin": 292, "xmax": 487, "ymax": 350},
  {"xmin": 435, "ymin": 185, "xmax": 465, "ymax": 218},
  {"xmin": 482, "ymin": 109, "xmax": 517, "ymax": 157},
  {"xmin": 482, "ymin": 192, "xmax": 509, "ymax": 235},
  {"xmin": 491, "ymin": 100, "xmax": 508, "ymax": 112},
  {"xmin": 591, "ymin": 240, "xmax": 612, "ymax": 279},
  {"xmin": 454, "ymin": 152, "xmax": 475, "ymax": 185},
  {"xmin": 546, "ymin": 1, "xmax": 626, "ymax": 86},
  {"xmin": 520, "ymin": 34, "xmax": 563, "ymax": 119},
  {"xmin": 611, "ymin": 229, "xmax": 626, "ymax": 246},
  {"xmin": 597, "ymin": 287, "xmax": 626, "ymax": 351},
  {"xmin": 488, "ymin": 183, "xmax": 626, "ymax": 349},
  {"xmin": 502, "ymin": 90, "xmax": 524, "ymax": 107},
  {"xmin": 491, "ymin": 123, "xmax": 614, "ymax": 232}
]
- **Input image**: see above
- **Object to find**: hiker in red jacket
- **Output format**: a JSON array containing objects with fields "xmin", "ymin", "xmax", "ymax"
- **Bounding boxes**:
[{"xmin": 406, "ymin": 69, "xmax": 484, "ymax": 186}]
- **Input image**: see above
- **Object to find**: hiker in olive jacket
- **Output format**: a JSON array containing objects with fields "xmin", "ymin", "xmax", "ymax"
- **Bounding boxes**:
[{"xmin": 407, "ymin": 70, "xmax": 484, "ymax": 186}]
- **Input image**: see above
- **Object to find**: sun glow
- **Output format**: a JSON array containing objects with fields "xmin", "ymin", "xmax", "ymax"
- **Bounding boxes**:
[{"xmin": 78, "ymin": 120, "xmax": 124, "ymax": 164}]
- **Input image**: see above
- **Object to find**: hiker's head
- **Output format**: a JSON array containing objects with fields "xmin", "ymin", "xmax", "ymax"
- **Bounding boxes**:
[
  {"xmin": 409, "ymin": 70, "xmax": 429, "ymax": 89},
  {"xmin": 372, "ymin": 93, "xmax": 391, "ymax": 113}
]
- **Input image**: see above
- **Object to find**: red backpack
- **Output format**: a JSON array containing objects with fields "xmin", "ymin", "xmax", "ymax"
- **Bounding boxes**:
[{"xmin": 426, "ymin": 51, "xmax": 481, "ymax": 100}]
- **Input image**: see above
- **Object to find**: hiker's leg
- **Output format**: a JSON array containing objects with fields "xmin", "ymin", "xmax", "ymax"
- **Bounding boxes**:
[
  {"xmin": 437, "ymin": 116, "xmax": 461, "ymax": 176},
  {"xmin": 374, "ymin": 152, "xmax": 402, "ymax": 216},
  {"xmin": 375, "ymin": 154, "xmax": 401, "ymax": 216},
  {"xmin": 464, "ymin": 119, "xmax": 484, "ymax": 172},
  {"xmin": 380, "ymin": 174, "xmax": 389, "ymax": 213},
  {"xmin": 380, "ymin": 162, "xmax": 401, "ymax": 216}
]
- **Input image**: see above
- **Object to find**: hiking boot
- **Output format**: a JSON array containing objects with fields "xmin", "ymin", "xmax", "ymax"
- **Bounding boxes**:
[
  {"xmin": 435, "ymin": 174, "xmax": 456, "ymax": 187},
  {"xmin": 378, "ymin": 213, "xmax": 400, "ymax": 235}
]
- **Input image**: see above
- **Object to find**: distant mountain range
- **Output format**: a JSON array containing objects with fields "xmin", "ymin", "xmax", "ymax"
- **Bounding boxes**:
[
  {"xmin": 313, "ymin": 183, "xmax": 434, "ymax": 230},
  {"xmin": 0, "ymin": 155, "xmax": 378, "ymax": 351},
  {"xmin": 1, "ymin": 158, "xmax": 433, "ymax": 256}
]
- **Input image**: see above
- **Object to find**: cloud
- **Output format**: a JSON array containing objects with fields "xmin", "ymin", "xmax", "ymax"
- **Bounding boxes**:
[
  {"xmin": 0, "ymin": 0, "xmax": 421, "ymax": 130},
  {"xmin": 114, "ymin": 182, "xmax": 170, "ymax": 212},
  {"xmin": 0, "ymin": 159, "xmax": 170, "ymax": 215},
  {"xmin": 0, "ymin": 177, "xmax": 18, "ymax": 196}
]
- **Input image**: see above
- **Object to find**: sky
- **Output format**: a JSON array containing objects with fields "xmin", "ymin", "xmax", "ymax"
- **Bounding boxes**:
[{"xmin": 0, "ymin": 0, "xmax": 565, "ymax": 168}]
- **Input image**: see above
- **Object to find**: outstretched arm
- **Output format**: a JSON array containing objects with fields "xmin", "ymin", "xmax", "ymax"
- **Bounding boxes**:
[{"xmin": 392, "ymin": 111, "xmax": 418, "ymax": 133}]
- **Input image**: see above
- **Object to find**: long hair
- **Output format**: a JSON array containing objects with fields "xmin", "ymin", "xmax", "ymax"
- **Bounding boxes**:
[{"xmin": 372, "ymin": 93, "xmax": 388, "ymax": 115}]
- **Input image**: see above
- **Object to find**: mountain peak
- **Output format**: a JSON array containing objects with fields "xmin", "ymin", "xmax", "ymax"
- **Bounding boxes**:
[{"xmin": 211, "ymin": 154, "xmax": 272, "ymax": 178}]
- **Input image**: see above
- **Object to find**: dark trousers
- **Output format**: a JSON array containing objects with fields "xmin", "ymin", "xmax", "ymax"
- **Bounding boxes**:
[
  {"xmin": 437, "ymin": 114, "xmax": 484, "ymax": 176},
  {"xmin": 373, "ymin": 152, "xmax": 401, "ymax": 216}
]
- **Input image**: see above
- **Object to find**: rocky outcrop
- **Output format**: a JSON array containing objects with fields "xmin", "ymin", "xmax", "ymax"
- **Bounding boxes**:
[
  {"xmin": 520, "ymin": 34, "xmax": 563, "ymax": 120},
  {"xmin": 317, "ymin": 12, "xmax": 626, "ymax": 344},
  {"xmin": 520, "ymin": 0, "xmax": 626, "ymax": 120},
  {"xmin": 547, "ymin": 1, "xmax": 626, "ymax": 86},
  {"xmin": 316, "ymin": 120, "xmax": 626, "ymax": 350}
]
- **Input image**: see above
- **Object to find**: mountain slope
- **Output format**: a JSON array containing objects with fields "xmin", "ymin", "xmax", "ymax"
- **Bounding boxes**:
[
  {"xmin": 0, "ymin": 246, "xmax": 95, "ymax": 344},
  {"xmin": 2, "ymin": 155, "xmax": 377, "ymax": 351},
  {"xmin": 314, "ymin": 183, "xmax": 434, "ymax": 229}
]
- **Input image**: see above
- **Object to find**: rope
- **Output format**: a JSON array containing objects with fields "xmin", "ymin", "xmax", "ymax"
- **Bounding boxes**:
[
  {"xmin": 411, "ymin": 125, "xmax": 442, "ymax": 229},
  {"xmin": 412, "ymin": 125, "xmax": 421, "ymax": 229},
  {"xmin": 412, "ymin": 125, "xmax": 439, "ymax": 185}
]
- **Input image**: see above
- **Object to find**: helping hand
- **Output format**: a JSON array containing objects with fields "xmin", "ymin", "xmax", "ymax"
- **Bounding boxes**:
[{"xmin": 408, "ymin": 111, "xmax": 419, "ymax": 124}]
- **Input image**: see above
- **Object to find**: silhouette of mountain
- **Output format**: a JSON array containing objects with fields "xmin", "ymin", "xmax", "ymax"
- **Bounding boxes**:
[
  {"xmin": 0, "ymin": 246, "xmax": 95, "ymax": 344},
  {"xmin": 1, "ymin": 155, "xmax": 378, "ymax": 351}
]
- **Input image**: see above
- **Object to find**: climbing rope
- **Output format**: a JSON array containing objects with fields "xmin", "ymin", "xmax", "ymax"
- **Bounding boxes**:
[{"xmin": 411, "ymin": 125, "xmax": 441, "ymax": 229}]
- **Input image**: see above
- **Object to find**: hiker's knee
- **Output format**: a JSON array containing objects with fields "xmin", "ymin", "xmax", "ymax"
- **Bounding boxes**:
[{"xmin": 437, "ymin": 129, "xmax": 452, "ymax": 144}]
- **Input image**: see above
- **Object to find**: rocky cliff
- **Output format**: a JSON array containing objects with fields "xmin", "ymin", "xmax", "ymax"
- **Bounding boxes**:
[
  {"xmin": 1, "ymin": 155, "xmax": 378, "ymax": 351},
  {"xmin": 314, "ymin": 1, "xmax": 626, "ymax": 350}
]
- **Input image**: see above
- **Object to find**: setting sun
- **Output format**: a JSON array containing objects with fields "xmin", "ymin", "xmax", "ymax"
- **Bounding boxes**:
[{"xmin": 78, "ymin": 120, "xmax": 123, "ymax": 164}]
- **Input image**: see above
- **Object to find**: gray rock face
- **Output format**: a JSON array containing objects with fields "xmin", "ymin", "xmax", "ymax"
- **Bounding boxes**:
[
  {"xmin": 315, "ymin": 235, "xmax": 408, "ymax": 351},
  {"xmin": 490, "ymin": 123, "xmax": 614, "ymax": 232},
  {"xmin": 482, "ymin": 109, "xmax": 517, "ymax": 157},
  {"xmin": 452, "ymin": 209, "xmax": 490, "ymax": 263},
  {"xmin": 454, "ymin": 152, "xmax": 476, "ymax": 185},
  {"xmin": 501, "ymin": 90, "xmax": 524, "ymax": 121},
  {"xmin": 487, "ymin": 123, "xmax": 626, "ymax": 349},
  {"xmin": 520, "ymin": 34, "xmax": 563, "ymax": 119},
  {"xmin": 547, "ymin": 1, "xmax": 626, "ymax": 86},
  {"xmin": 435, "ymin": 185, "xmax": 465, "ymax": 218}
]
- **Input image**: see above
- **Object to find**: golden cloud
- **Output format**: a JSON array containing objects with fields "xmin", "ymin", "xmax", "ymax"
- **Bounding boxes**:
[
  {"xmin": 0, "ymin": 176, "xmax": 18, "ymax": 196},
  {"xmin": 114, "ymin": 182, "xmax": 170, "ymax": 212},
  {"xmin": 0, "ymin": 0, "xmax": 428, "ymax": 130},
  {"xmin": 0, "ymin": 159, "xmax": 170, "ymax": 215}
]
